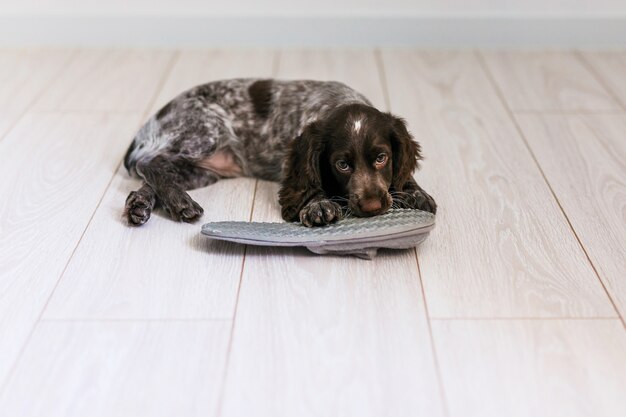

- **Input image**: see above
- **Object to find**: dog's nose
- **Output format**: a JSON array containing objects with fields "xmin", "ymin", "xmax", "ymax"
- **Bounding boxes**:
[{"xmin": 359, "ymin": 198, "xmax": 382, "ymax": 215}]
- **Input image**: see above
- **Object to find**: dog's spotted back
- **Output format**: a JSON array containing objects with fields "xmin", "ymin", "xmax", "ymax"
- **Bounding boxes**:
[{"xmin": 125, "ymin": 79, "xmax": 370, "ymax": 180}]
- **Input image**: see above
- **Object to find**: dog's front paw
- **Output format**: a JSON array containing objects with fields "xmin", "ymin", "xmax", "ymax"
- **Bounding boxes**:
[
  {"xmin": 394, "ymin": 189, "xmax": 437, "ymax": 214},
  {"xmin": 412, "ymin": 189, "xmax": 437, "ymax": 214},
  {"xmin": 299, "ymin": 199, "xmax": 342, "ymax": 227}
]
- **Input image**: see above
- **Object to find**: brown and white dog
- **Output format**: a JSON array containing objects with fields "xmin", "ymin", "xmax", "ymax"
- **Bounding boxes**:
[{"xmin": 123, "ymin": 79, "xmax": 436, "ymax": 227}]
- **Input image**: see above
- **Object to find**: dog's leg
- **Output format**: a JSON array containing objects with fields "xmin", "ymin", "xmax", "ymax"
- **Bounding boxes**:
[
  {"xmin": 125, "ymin": 182, "xmax": 157, "ymax": 226},
  {"xmin": 125, "ymin": 158, "xmax": 218, "ymax": 225},
  {"xmin": 124, "ymin": 98, "xmax": 241, "ymax": 225},
  {"xmin": 392, "ymin": 177, "xmax": 437, "ymax": 214},
  {"xmin": 134, "ymin": 155, "xmax": 218, "ymax": 223}
]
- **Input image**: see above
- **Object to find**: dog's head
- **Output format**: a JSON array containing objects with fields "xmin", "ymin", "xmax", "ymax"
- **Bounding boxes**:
[{"xmin": 280, "ymin": 103, "xmax": 422, "ymax": 220}]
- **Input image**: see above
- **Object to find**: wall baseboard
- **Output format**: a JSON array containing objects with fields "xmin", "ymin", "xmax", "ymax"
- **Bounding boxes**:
[{"xmin": 2, "ymin": 15, "xmax": 626, "ymax": 47}]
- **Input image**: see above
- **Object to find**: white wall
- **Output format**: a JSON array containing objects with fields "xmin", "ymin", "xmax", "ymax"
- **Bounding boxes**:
[
  {"xmin": 1, "ymin": 0, "xmax": 625, "ymax": 46},
  {"xmin": 2, "ymin": 0, "xmax": 626, "ymax": 16}
]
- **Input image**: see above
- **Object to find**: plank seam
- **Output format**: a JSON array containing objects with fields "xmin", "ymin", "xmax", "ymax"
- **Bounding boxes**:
[
  {"xmin": 431, "ymin": 316, "xmax": 621, "ymax": 321},
  {"xmin": 377, "ymin": 48, "xmax": 451, "ymax": 417},
  {"xmin": 40, "ymin": 318, "xmax": 232, "ymax": 323},
  {"xmin": 374, "ymin": 48, "xmax": 392, "ymax": 111},
  {"xmin": 0, "ymin": 48, "xmax": 78, "ymax": 142},
  {"xmin": 216, "ymin": 50, "xmax": 279, "ymax": 417},
  {"xmin": 0, "ymin": 49, "xmax": 181, "ymax": 397},
  {"xmin": 415, "ymin": 248, "xmax": 452, "ymax": 417},
  {"xmin": 476, "ymin": 50, "xmax": 625, "ymax": 328},
  {"xmin": 513, "ymin": 109, "xmax": 626, "ymax": 115},
  {"xmin": 215, "ymin": 179, "xmax": 258, "ymax": 417},
  {"xmin": 25, "ymin": 109, "xmax": 156, "ymax": 115}
]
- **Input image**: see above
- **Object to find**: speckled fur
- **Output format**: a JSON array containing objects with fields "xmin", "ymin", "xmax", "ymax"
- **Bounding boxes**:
[
  {"xmin": 123, "ymin": 78, "xmax": 436, "ymax": 226},
  {"xmin": 125, "ymin": 79, "xmax": 369, "ymax": 182}
]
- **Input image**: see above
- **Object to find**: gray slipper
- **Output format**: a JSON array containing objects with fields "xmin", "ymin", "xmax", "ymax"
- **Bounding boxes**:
[{"xmin": 201, "ymin": 209, "xmax": 435, "ymax": 260}]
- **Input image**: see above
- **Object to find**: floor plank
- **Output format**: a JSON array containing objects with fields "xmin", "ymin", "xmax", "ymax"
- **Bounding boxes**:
[
  {"xmin": 516, "ymin": 114, "xmax": 626, "ymax": 320},
  {"xmin": 42, "ymin": 50, "xmax": 275, "ymax": 320},
  {"xmin": 32, "ymin": 49, "xmax": 174, "ymax": 112},
  {"xmin": 43, "ymin": 171, "xmax": 256, "ymax": 320},
  {"xmin": 0, "ymin": 112, "xmax": 19, "ymax": 139},
  {"xmin": 579, "ymin": 51, "xmax": 626, "ymax": 109},
  {"xmin": 277, "ymin": 49, "xmax": 387, "ymax": 109},
  {"xmin": 432, "ymin": 319, "xmax": 626, "ymax": 417},
  {"xmin": 381, "ymin": 50, "xmax": 615, "ymax": 318},
  {"xmin": 481, "ymin": 51, "xmax": 619, "ymax": 112},
  {"xmin": 0, "ymin": 49, "xmax": 74, "ymax": 112},
  {"xmin": 0, "ymin": 112, "xmax": 143, "ymax": 383},
  {"xmin": 220, "ymin": 50, "xmax": 445, "ymax": 417},
  {"xmin": 0, "ymin": 49, "xmax": 73, "ymax": 137},
  {"xmin": 0, "ymin": 321, "xmax": 230, "ymax": 417}
]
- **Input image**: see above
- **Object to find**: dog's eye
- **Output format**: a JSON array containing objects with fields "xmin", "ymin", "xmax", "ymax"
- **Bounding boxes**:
[
  {"xmin": 336, "ymin": 160, "xmax": 350, "ymax": 172},
  {"xmin": 375, "ymin": 153, "xmax": 388, "ymax": 165}
]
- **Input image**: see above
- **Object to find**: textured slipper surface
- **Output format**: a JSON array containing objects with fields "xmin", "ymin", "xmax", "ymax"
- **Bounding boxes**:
[{"xmin": 201, "ymin": 209, "xmax": 435, "ymax": 259}]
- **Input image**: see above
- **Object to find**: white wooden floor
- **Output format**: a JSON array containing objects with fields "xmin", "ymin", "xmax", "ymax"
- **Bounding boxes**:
[{"xmin": 0, "ymin": 48, "xmax": 625, "ymax": 417}]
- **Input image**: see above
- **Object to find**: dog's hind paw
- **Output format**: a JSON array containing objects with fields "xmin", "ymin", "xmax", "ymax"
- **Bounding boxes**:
[
  {"xmin": 125, "ymin": 191, "xmax": 155, "ymax": 226},
  {"xmin": 161, "ymin": 191, "xmax": 204, "ymax": 223}
]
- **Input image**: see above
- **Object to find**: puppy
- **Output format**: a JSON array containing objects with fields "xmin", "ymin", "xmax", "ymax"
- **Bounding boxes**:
[{"xmin": 123, "ymin": 79, "xmax": 436, "ymax": 227}]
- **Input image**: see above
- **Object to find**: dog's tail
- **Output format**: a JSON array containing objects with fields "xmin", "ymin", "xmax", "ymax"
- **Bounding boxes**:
[{"xmin": 123, "ymin": 117, "xmax": 165, "ymax": 177}]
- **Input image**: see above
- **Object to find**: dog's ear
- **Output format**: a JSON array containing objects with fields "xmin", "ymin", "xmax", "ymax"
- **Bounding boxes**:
[
  {"xmin": 386, "ymin": 113, "xmax": 422, "ymax": 189},
  {"xmin": 278, "ymin": 122, "xmax": 326, "ymax": 221}
]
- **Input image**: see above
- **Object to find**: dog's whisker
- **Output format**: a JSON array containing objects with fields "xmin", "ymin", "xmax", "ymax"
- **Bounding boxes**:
[{"xmin": 391, "ymin": 191, "xmax": 413, "ymax": 198}]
